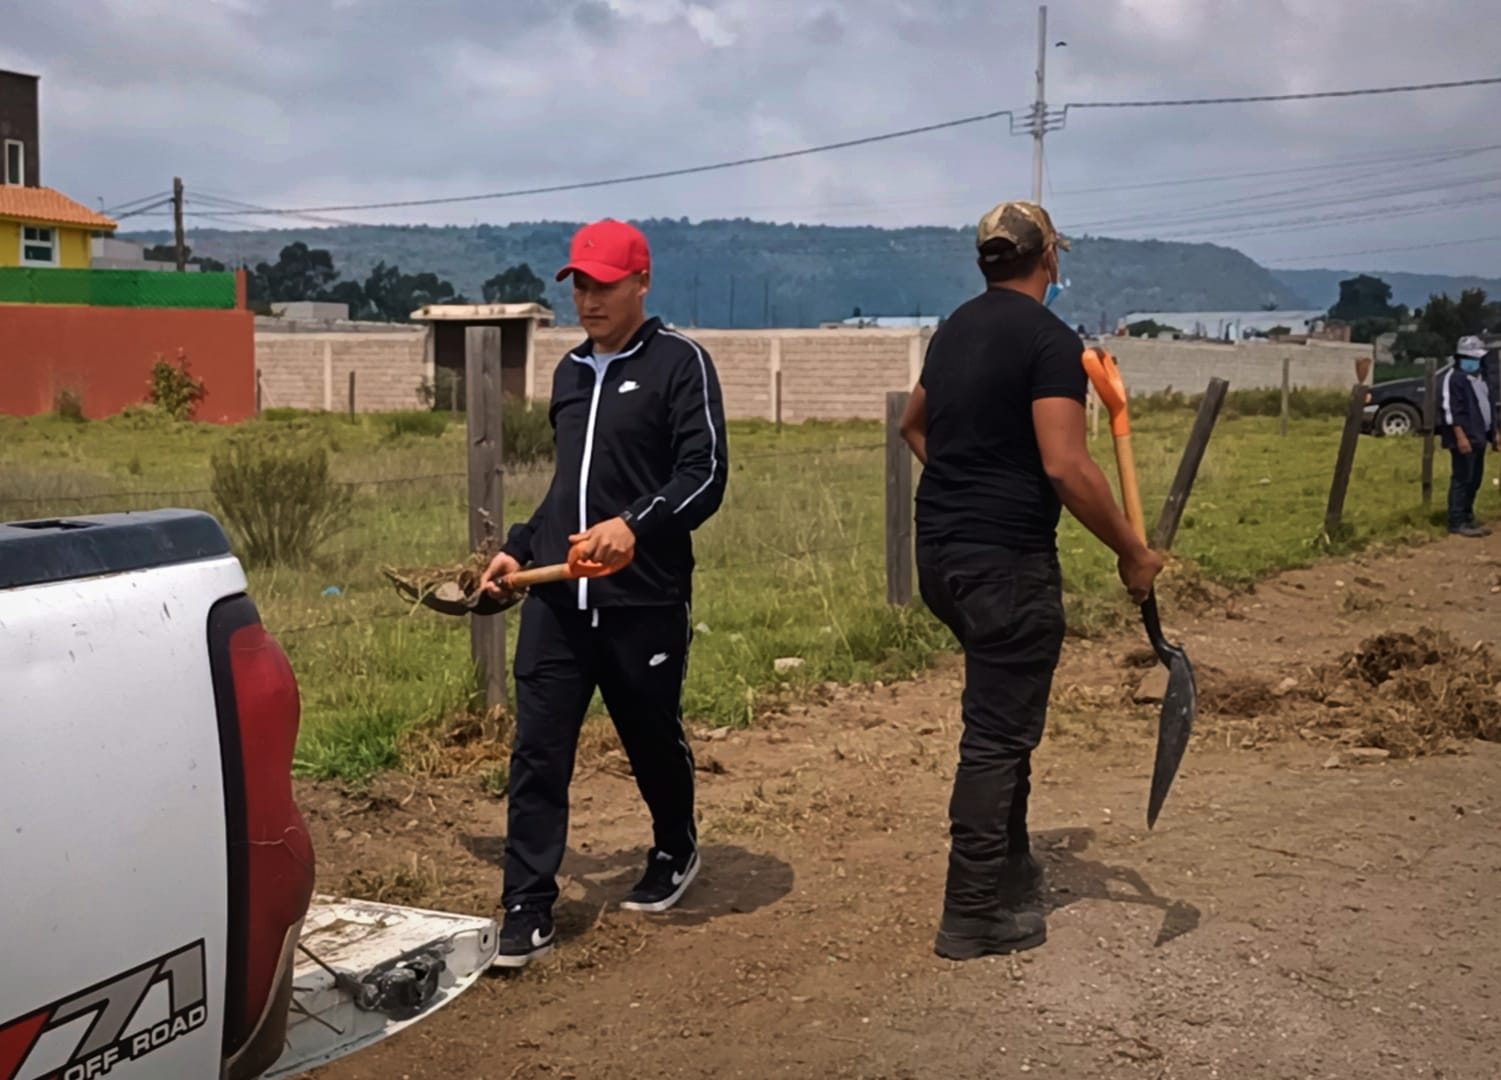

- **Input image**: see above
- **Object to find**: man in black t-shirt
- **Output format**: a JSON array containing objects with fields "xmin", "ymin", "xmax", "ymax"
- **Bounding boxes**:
[{"xmin": 899, "ymin": 200, "xmax": 1163, "ymax": 961}]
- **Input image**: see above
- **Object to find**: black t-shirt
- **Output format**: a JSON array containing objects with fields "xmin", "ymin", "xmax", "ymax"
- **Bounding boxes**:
[{"xmin": 915, "ymin": 288, "xmax": 1087, "ymax": 552}]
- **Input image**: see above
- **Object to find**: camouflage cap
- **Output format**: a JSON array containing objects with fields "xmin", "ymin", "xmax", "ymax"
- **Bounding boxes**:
[{"xmin": 976, "ymin": 200, "xmax": 1070, "ymax": 260}]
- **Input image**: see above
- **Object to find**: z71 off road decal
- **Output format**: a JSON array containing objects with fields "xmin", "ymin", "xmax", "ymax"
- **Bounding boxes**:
[{"xmin": 0, "ymin": 940, "xmax": 208, "ymax": 1080}]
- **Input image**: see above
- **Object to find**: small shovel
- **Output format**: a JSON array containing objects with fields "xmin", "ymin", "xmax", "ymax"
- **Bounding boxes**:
[
  {"xmin": 386, "ymin": 546, "xmax": 631, "ymax": 618},
  {"xmin": 1081, "ymin": 347, "xmax": 1197, "ymax": 829}
]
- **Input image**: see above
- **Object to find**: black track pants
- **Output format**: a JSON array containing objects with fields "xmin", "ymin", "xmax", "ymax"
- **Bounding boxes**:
[
  {"xmin": 917, "ymin": 541, "xmax": 1066, "ymax": 918},
  {"xmin": 502, "ymin": 597, "xmax": 696, "ymax": 912}
]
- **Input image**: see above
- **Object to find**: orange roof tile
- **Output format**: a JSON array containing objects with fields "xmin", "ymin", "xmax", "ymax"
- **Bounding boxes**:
[{"xmin": 0, "ymin": 186, "xmax": 117, "ymax": 231}]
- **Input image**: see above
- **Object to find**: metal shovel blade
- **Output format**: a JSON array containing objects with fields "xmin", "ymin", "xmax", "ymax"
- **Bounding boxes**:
[{"xmin": 1140, "ymin": 590, "xmax": 1196, "ymax": 829}]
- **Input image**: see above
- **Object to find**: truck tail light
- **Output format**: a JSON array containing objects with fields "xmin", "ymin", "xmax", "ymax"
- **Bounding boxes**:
[{"xmin": 209, "ymin": 596, "xmax": 316, "ymax": 1079}]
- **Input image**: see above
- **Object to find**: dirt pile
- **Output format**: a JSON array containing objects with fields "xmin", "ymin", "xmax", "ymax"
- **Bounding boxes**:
[
  {"xmin": 1119, "ymin": 628, "xmax": 1500, "ymax": 759},
  {"xmin": 1311, "ymin": 628, "xmax": 1501, "ymax": 757}
]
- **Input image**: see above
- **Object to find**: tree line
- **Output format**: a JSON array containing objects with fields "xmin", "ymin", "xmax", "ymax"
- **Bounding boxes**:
[
  {"xmin": 149, "ymin": 242, "xmax": 551, "ymax": 322},
  {"xmin": 1328, "ymin": 273, "xmax": 1500, "ymax": 361}
]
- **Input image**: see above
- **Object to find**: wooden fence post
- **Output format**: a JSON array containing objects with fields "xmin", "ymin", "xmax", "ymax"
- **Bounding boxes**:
[
  {"xmin": 348, "ymin": 370, "xmax": 357, "ymax": 420},
  {"xmin": 1323, "ymin": 383, "xmax": 1368, "ymax": 540},
  {"xmin": 1153, "ymin": 377, "xmax": 1230, "ymax": 551},
  {"xmin": 466, "ymin": 326, "xmax": 506, "ymax": 713},
  {"xmin": 1421, "ymin": 358, "xmax": 1438, "ymax": 509},
  {"xmin": 885, "ymin": 390, "xmax": 914, "ymax": 606},
  {"xmin": 774, "ymin": 369, "xmax": 783, "ymax": 434},
  {"xmin": 1280, "ymin": 356, "xmax": 1291, "ymax": 437}
]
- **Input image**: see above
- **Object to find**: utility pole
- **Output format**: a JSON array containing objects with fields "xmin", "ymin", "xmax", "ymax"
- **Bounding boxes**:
[
  {"xmin": 172, "ymin": 176, "xmax": 186, "ymax": 271},
  {"xmin": 1031, "ymin": 5, "xmax": 1047, "ymax": 204}
]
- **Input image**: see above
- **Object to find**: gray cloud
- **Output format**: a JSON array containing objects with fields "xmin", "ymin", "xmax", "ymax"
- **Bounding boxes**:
[{"xmin": 1, "ymin": 0, "xmax": 1498, "ymax": 273}]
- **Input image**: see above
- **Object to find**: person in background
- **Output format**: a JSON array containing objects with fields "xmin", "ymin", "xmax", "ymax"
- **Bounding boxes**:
[
  {"xmin": 1440, "ymin": 335, "xmax": 1498, "ymax": 538},
  {"xmin": 478, "ymin": 219, "xmax": 728, "ymax": 968},
  {"xmin": 898, "ymin": 200, "xmax": 1163, "ymax": 961}
]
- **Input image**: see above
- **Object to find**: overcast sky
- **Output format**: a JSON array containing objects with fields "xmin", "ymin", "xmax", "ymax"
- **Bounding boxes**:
[{"xmin": 4, "ymin": 0, "xmax": 1499, "ymax": 275}]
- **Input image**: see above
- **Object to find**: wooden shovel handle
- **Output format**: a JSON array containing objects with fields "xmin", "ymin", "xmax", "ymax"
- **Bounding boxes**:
[
  {"xmin": 501, "ymin": 546, "xmax": 633, "ymax": 590},
  {"xmin": 503, "ymin": 562, "xmax": 575, "ymax": 589},
  {"xmin": 1112, "ymin": 432, "xmax": 1148, "ymax": 545}
]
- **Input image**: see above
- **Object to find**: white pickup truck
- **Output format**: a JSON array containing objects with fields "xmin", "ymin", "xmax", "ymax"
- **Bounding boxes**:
[{"xmin": 0, "ymin": 509, "xmax": 496, "ymax": 1080}]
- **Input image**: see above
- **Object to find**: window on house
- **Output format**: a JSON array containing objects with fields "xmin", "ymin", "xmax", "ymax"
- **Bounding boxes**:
[
  {"xmin": 3, "ymin": 140, "xmax": 21, "ymax": 186},
  {"xmin": 22, "ymin": 225, "xmax": 57, "ymax": 266}
]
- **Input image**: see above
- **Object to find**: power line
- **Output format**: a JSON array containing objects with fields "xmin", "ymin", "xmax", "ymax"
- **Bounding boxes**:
[
  {"xmin": 1271, "ymin": 234, "xmax": 1501, "ymax": 264},
  {"xmin": 190, "ymin": 108, "xmax": 1020, "ymax": 218},
  {"xmin": 1065, "ymin": 76, "xmax": 1501, "ymax": 111},
  {"xmin": 111, "ymin": 197, "xmax": 176, "ymax": 221},
  {"xmin": 1065, "ymin": 168, "xmax": 1501, "ymax": 234},
  {"xmin": 1149, "ymin": 190, "xmax": 1501, "ymax": 242},
  {"xmin": 102, "ymin": 190, "xmax": 172, "ymax": 216}
]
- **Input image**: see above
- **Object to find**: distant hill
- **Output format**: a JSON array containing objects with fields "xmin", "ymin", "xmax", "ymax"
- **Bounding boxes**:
[
  {"xmin": 126, "ymin": 219, "xmax": 1309, "ymax": 328},
  {"xmin": 1273, "ymin": 268, "xmax": 1501, "ymax": 312}
]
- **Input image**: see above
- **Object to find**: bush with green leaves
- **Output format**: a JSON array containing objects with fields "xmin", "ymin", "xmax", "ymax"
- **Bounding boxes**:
[
  {"xmin": 503, "ymin": 399, "xmax": 553, "ymax": 465},
  {"xmin": 211, "ymin": 431, "xmax": 352, "ymax": 566},
  {"xmin": 146, "ymin": 353, "xmax": 206, "ymax": 420},
  {"xmin": 54, "ymin": 387, "xmax": 85, "ymax": 423},
  {"xmin": 383, "ymin": 410, "xmax": 450, "ymax": 439}
]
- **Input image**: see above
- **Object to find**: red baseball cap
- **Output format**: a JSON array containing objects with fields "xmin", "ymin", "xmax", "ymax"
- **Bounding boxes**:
[{"xmin": 555, "ymin": 219, "xmax": 651, "ymax": 283}]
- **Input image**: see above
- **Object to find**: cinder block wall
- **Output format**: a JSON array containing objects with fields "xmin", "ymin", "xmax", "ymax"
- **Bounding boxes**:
[
  {"xmin": 255, "ymin": 327, "xmax": 430, "ymax": 413},
  {"xmin": 255, "ymin": 323, "xmax": 1371, "ymax": 419}
]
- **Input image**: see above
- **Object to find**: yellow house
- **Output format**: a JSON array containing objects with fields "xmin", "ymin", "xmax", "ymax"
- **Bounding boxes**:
[{"xmin": 0, "ymin": 186, "xmax": 117, "ymax": 269}]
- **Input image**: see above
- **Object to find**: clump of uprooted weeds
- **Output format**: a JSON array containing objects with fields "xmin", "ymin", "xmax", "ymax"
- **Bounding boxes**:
[
  {"xmin": 381, "ymin": 549, "xmax": 494, "ymax": 609},
  {"xmin": 1308, "ymin": 628, "xmax": 1501, "ymax": 757}
]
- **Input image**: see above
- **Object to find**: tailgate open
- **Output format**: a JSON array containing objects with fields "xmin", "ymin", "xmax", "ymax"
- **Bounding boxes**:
[{"xmin": 263, "ymin": 895, "xmax": 498, "ymax": 1078}]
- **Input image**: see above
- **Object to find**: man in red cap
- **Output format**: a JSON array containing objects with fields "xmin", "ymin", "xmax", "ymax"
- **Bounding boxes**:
[{"xmin": 479, "ymin": 219, "xmax": 728, "ymax": 969}]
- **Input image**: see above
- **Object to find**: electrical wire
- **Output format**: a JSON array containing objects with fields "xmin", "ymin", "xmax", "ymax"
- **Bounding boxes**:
[
  {"xmin": 185, "ymin": 108, "xmax": 1020, "ymax": 218},
  {"xmin": 1064, "ymin": 76, "xmax": 1501, "ymax": 110},
  {"xmin": 1271, "ymin": 235, "xmax": 1501, "ymax": 263}
]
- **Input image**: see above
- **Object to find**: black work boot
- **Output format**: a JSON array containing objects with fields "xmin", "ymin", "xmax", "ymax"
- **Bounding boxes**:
[
  {"xmin": 934, "ymin": 908, "xmax": 1047, "ymax": 961},
  {"xmin": 997, "ymin": 852, "xmax": 1045, "ymax": 910}
]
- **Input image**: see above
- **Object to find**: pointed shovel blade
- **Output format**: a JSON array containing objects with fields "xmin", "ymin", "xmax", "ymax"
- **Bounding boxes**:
[
  {"xmin": 1140, "ymin": 591, "xmax": 1197, "ymax": 829},
  {"xmin": 1147, "ymin": 653, "xmax": 1196, "ymax": 828}
]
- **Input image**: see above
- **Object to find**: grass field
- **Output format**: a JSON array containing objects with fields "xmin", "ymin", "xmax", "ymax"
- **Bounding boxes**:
[{"xmin": 0, "ymin": 397, "xmax": 1458, "ymax": 781}]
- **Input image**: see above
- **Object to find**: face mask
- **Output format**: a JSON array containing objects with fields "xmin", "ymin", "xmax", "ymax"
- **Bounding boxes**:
[
  {"xmin": 1044, "ymin": 280, "xmax": 1065, "ymax": 308},
  {"xmin": 1460, "ymin": 357, "xmax": 1483, "ymax": 374}
]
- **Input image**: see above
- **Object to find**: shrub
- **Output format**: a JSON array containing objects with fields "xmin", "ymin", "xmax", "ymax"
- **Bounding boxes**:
[
  {"xmin": 260, "ymin": 407, "xmax": 310, "ymax": 422},
  {"xmin": 383, "ymin": 410, "xmax": 450, "ymax": 439},
  {"xmin": 504, "ymin": 399, "xmax": 554, "ymax": 465},
  {"xmin": 211, "ymin": 431, "xmax": 352, "ymax": 566},
  {"xmin": 147, "ymin": 352, "xmax": 206, "ymax": 420},
  {"xmin": 54, "ymin": 387, "xmax": 86, "ymax": 423}
]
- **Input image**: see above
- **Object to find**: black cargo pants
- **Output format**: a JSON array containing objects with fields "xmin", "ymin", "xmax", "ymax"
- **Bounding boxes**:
[
  {"xmin": 917, "ymin": 541, "xmax": 1067, "ymax": 917},
  {"xmin": 502, "ymin": 596, "xmax": 697, "ymax": 913}
]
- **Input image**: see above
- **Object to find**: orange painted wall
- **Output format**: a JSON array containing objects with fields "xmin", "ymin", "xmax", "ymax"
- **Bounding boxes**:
[{"xmin": 0, "ymin": 304, "xmax": 255, "ymax": 422}]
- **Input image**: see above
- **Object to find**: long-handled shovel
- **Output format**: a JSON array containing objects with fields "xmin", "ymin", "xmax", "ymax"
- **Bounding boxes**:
[{"xmin": 1081, "ymin": 347, "xmax": 1197, "ymax": 829}]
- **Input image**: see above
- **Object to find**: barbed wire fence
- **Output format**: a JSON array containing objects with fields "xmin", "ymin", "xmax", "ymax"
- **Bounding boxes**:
[{"xmin": 0, "ymin": 438, "xmax": 892, "ymax": 645}]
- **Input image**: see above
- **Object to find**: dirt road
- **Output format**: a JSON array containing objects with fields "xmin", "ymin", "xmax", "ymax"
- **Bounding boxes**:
[{"xmin": 300, "ymin": 534, "xmax": 1501, "ymax": 1079}]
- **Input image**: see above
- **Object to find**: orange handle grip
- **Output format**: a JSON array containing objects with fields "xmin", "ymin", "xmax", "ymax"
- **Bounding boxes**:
[
  {"xmin": 501, "ymin": 543, "xmax": 633, "ymax": 590},
  {"xmin": 1081, "ymin": 347, "xmax": 1131, "ymax": 438}
]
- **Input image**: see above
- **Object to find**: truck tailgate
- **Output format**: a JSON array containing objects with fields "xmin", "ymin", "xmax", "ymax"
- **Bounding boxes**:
[{"xmin": 264, "ymin": 897, "xmax": 497, "ymax": 1078}]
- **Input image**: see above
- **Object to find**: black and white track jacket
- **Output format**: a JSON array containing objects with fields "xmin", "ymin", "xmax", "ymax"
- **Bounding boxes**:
[{"xmin": 502, "ymin": 317, "xmax": 729, "ymax": 611}]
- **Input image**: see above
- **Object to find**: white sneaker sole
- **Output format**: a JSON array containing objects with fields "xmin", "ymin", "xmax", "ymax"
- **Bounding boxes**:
[
  {"xmin": 620, "ymin": 855, "xmax": 701, "ymax": 913},
  {"xmin": 490, "ymin": 941, "xmax": 554, "ymax": 970}
]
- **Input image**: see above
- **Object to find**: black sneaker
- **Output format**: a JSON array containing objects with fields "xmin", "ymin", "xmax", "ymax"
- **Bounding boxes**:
[
  {"xmin": 997, "ymin": 852, "xmax": 1046, "ymax": 910},
  {"xmin": 491, "ymin": 906, "xmax": 555, "ymax": 970},
  {"xmin": 620, "ymin": 848, "xmax": 701, "ymax": 913},
  {"xmin": 934, "ymin": 910, "xmax": 1047, "ymax": 961},
  {"xmin": 1468, "ymin": 518, "xmax": 1493, "ymax": 536},
  {"xmin": 1451, "ymin": 524, "xmax": 1487, "ymax": 539}
]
